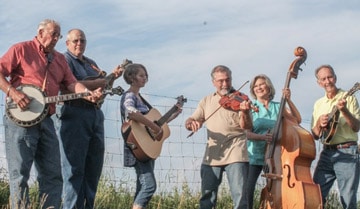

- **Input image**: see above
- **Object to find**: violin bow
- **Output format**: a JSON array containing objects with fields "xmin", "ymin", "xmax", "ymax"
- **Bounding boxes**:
[{"xmin": 187, "ymin": 80, "xmax": 249, "ymax": 138}]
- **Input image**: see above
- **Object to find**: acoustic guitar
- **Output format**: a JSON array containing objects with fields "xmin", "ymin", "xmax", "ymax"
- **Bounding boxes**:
[
  {"xmin": 319, "ymin": 82, "xmax": 360, "ymax": 144},
  {"xmin": 6, "ymin": 84, "xmax": 124, "ymax": 127},
  {"xmin": 122, "ymin": 95, "xmax": 187, "ymax": 162}
]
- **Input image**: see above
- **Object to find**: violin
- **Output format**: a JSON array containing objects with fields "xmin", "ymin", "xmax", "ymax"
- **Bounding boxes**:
[
  {"xmin": 219, "ymin": 91, "xmax": 259, "ymax": 112},
  {"xmin": 186, "ymin": 83, "xmax": 254, "ymax": 138}
]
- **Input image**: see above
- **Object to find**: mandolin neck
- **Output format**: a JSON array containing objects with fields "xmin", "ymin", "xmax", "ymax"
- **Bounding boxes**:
[
  {"xmin": 104, "ymin": 73, "xmax": 116, "ymax": 88},
  {"xmin": 327, "ymin": 91, "xmax": 351, "ymax": 119}
]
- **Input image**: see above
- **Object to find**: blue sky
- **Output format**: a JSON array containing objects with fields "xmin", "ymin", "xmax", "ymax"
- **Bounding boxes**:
[
  {"xmin": 2, "ymin": 0, "xmax": 360, "ymax": 125},
  {"xmin": 1, "ymin": 0, "xmax": 360, "ymax": 195}
]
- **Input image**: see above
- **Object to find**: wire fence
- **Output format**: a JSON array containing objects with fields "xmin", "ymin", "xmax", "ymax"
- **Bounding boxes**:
[
  {"xmin": 0, "ymin": 92, "xmax": 354, "ymax": 198},
  {"xmin": 0, "ymin": 93, "xmax": 210, "ymax": 195}
]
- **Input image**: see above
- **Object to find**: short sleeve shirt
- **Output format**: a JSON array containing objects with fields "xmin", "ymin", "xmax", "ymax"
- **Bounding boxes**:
[
  {"xmin": 0, "ymin": 38, "xmax": 77, "ymax": 115},
  {"xmin": 311, "ymin": 89, "xmax": 360, "ymax": 144},
  {"xmin": 190, "ymin": 92, "xmax": 248, "ymax": 166},
  {"xmin": 63, "ymin": 50, "xmax": 100, "ymax": 80}
]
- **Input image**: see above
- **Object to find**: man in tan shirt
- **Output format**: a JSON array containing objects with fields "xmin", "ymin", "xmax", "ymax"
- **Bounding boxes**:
[{"xmin": 185, "ymin": 65, "xmax": 252, "ymax": 209}]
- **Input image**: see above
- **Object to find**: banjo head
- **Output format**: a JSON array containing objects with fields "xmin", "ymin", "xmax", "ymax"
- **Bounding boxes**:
[{"xmin": 6, "ymin": 84, "xmax": 49, "ymax": 127}]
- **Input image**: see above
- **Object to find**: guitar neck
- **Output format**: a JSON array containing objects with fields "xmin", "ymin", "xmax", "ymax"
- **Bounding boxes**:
[
  {"xmin": 45, "ymin": 92, "xmax": 90, "ymax": 104},
  {"xmin": 156, "ymin": 105, "xmax": 179, "ymax": 126}
]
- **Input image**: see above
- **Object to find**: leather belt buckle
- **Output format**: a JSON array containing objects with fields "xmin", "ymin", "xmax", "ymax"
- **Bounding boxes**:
[
  {"xmin": 339, "ymin": 141, "xmax": 357, "ymax": 149},
  {"xmin": 324, "ymin": 144, "xmax": 337, "ymax": 150},
  {"xmin": 324, "ymin": 141, "xmax": 357, "ymax": 150}
]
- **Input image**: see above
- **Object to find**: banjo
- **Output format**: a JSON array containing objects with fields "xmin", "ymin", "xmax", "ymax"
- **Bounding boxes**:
[{"xmin": 6, "ymin": 84, "xmax": 124, "ymax": 127}]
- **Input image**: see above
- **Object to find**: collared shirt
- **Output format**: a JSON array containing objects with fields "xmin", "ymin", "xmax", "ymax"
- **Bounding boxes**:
[
  {"xmin": 0, "ymin": 37, "xmax": 77, "ymax": 115},
  {"xmin": 190, "ymin": 92, "xmax": 248, "ymax": 166},
  {"xmin": 63, "ymin": 50, "xmax": 104, "ymax": 107},
  {"xmin": 311, "ymin": 89, "xmax": 360, "ymax": 144},
  {"xmin": 248, "ymin": 100, "xmax": 280, "ymax": 165},
  {"xmin": 63, "ymin": 50, "xmax": 100, "ymax": 80}
]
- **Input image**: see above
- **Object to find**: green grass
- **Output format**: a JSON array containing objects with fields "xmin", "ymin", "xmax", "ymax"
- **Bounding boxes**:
[
  {"xmin": 0, "ymin": 179, "xmax": 10, "ymax": 207},
  {"xmin": 0, "ymin": 177, "xmax": 356, "ymax": 209}
]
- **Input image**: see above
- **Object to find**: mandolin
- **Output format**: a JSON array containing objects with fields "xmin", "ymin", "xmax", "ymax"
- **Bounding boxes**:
[
  {"xmin": 319, "ymin": 82, "xmax": 360, "ymax": 144},
  {"xmin": 85, "ymin": 59, "xmax": 132, "ymax": 107}
]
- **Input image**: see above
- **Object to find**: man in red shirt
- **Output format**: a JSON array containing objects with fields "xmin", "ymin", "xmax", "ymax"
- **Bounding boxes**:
[{"xmin": 0, "ymin": 19, "xmax": 101, "ymax": 209}]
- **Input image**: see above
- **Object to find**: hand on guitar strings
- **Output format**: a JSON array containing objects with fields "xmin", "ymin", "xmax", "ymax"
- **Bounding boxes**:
[
  {"xmin": 148, "ymin": 125, "xmax": 163, "ymax": 141},
  {"xmin": 84, "ymin": 87, "xmax": 103, "ymax": 103},
  {"xmin": 317, "ymin": 114, "xmax": 329, "ymax": 130},
  {"xmin": 8, "ymin": 87, "xmax": 31, "ymax": 111},
  {"xmin": 317, "ymin": 98, "xmax": 349, "ymax": 129}
]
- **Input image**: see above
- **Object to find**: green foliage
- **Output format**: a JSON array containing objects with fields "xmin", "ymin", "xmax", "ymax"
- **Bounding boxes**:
[
  {"xmin": 0, "ymin": 176, "xmax": 359, "ymax": 209},
  {"xmin": 94, "ymin": 178, "xmax": 133, "ymax": 209},
  {"xmin": 0, "ymin": 179, "xmax": 10, "ymax": 206},
  {"xmin": 147, "ymin": 184, "xmax": 200, "ymax": 209},
  {"xmin": 324, "ymin": 191, "xmax": 343, "ymax": 209},
  {"xmin": 253, "ymin": 187, "xmax": 261, "ymax": 209}
]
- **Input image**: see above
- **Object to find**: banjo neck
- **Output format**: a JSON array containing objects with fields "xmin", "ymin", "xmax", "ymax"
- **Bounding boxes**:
[
  {"xmin": 48, "ymin": 86, "xmax": 124, "ymax": 104},
  {"xmin": 45, "ymin": 92, "xmax": 90, "ymax": 104}
]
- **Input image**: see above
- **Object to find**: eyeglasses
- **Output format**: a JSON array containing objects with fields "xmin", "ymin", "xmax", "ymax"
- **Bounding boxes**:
[
  {"xmin": 71, "ymin": 39, "xmax": 86, "ymax": 44},
  {"xmin": 45, "ymin": 30, "xmax": 63, "ymax": 39}
]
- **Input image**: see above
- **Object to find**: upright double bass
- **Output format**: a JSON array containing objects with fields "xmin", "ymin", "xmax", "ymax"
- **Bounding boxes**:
[{"xmin": 259, "ymin": 47, "xmax": 322, "ymax": 209}]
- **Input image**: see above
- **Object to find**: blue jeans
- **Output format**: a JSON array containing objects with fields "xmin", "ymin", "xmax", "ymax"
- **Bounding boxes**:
[
  {"xmin": 200, "ymin": 162, "xmax": 249, "ymax": 209},
  {"xmin": 3, "ymin": 115, "xmax": 63, "ymax": 209},
  {"xmin": 134, "ymin": 159, "xmax": 157, "ymax": 208},
  {"xmin": 59, "ymin": 105, "xmax": 105, "ymax": 209},
  {"xmin": 313, "ymin": 145, "xmax": 360, "ymax": 209},
  {"xmin": 247, "ymin": 164, "xmax": 263, "ymax": 209}
]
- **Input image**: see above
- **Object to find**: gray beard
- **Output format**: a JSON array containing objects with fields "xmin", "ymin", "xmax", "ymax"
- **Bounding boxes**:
[{"xmin": 219, "ymin": 89, "xmax": 229, "ymax": 96}]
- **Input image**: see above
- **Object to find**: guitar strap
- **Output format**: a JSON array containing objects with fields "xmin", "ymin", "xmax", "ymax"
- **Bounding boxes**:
[
  {"xmin": 41, "ymin": 71, "xmax": 48, "ymax": 92},
  {"xmin": 139, "ymin": 94, "xmax": 153, "ymax": 110},
  {"xmin": 41, "ymin": 54, "xmax": 52, "ymax": 92},
  {"xmin": 90, "ymin": 63, "xmax": 106, "ymax": 77},
  {"xmin": 83, "ymin": 56, "xmax": 106, "ymax": 77}
]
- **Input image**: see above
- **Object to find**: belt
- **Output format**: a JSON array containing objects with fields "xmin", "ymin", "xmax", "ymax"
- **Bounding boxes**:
[
  {"xmin": 323, "ymin": 141, "xmax": 357, "ymax": 150},
  {"xmin": 64, "ymin": 100, "xmax": 100, "ymax": 109}
]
